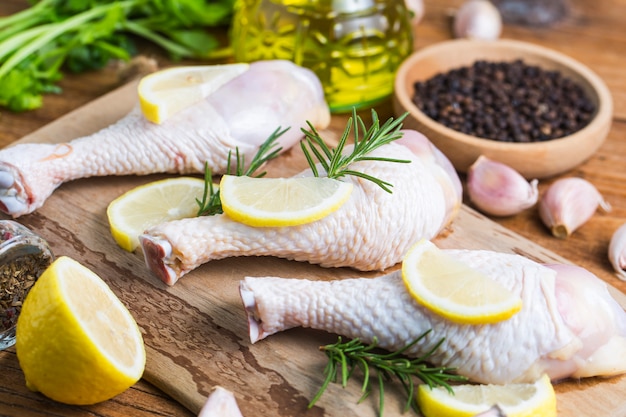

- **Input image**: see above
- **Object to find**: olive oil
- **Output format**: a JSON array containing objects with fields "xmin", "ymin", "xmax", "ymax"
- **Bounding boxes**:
[{"xmin": 230, "ymin": 0, "xmax": 413, "ymax": 112}]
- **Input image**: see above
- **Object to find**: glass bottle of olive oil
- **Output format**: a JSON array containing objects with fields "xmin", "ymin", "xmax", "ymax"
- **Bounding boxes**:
[{"xmin": 230, "ymin": 0, "xmax": 414, "ymax": 113}]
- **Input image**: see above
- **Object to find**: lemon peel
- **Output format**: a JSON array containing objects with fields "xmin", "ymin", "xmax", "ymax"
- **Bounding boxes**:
[
  {"xmin": 418, "ymin": 374, "xmax": 557, "ymax": 417},
  {"xmin": 138, "ymin": 63, "xmax": 249, "ymax": 124},
  {"xmin": 219, "ymin": 175, "xmax": 353, "ymax": 227},
  {"xmin": 402, "ymin": 240, "xmax": 522, "ymax": 325},
  {"xmin": 16, "ymin": 256, "xmax": 146, "ymax": 405},
  {"xmin": 107, "ymin": 176, "xmax": 206, "ymax": 252}
]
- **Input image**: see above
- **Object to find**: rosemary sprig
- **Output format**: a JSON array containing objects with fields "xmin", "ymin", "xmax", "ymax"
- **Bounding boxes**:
[
  {"xmin": 195, "ymin": 126, "xmax": 287, "ymax": 216},
  {"xmin": 300, "ymin": 109, "xmax": 411, "ymax": 193},
  {"xmin": 308, "ymin": 331, "xmax": 467, "ymax": 417}
]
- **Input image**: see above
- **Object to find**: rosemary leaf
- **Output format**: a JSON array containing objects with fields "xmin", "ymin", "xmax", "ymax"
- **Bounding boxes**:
[
  {"xmin": 308, "ymin": 332, "xmax": 467, "ymax": 417},
  {"xmin": 195, "ymin": 161, "xmax": 222, "ymax": 216},
  {"xmin": 195, "ymin": 126, "xmax": 286, "ymax": 216},
  {"xmin": 300, "ymin": 108, "xmax": 411, "ymax": 192},
  {"xmin": 242, "ymin": 126, "xmax": 287, "ymax": 176}
]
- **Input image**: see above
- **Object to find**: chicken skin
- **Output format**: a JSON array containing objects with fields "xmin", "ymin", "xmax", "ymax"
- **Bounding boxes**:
[
  {"xmin": 0, "ymin": 60, "xmax": 330, "ymax": 217},
  {"xmin": 140, "ymin": 133, "xmax": 463, "ymax": 285},
  {"xmin": 240, "ymin": 248, "xmax": 626, "ymax": 384}
]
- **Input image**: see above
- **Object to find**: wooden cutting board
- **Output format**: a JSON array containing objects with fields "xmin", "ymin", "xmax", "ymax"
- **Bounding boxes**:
[{"xmin": 8, "ymin": 81, "xmax": 626, "ymax": 417}]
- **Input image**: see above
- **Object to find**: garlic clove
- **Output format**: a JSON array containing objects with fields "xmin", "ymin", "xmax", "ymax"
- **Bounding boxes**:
[
  {"xmin": 608, "ymin": 223, "xmax": 626, "ymax": 281},
  {"xmin": 453, "ymin": 0, "xmax": 503, "ymax": 41},
  {"xmin": 539, "ymin": 177, "xmax": 611, "ymax": 239},
  {"xmin": 198, "ymin": 386, "xmax": 244, "ymax": 417},
  {"xmin": 467, "ymin": 155, "xmax": 538, "ymax": 217}
]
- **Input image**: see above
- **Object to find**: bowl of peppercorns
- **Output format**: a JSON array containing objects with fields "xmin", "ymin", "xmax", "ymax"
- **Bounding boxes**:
[{"xmin": 393, "ymin": 39, "xmax": 612, "ymax": 179}]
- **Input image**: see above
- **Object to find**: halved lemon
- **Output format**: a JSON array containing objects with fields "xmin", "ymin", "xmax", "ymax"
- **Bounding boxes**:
[
  {"xmin": 401, "ymin": 240, "xmax": 522, "ymax": 325},
  {"xmin": 107, "ymin": 177, "xmax": 206, "ymax": 252},
  {"xmin": 138, "ymin": 63, "xmax": 249, "ymax": 124},
  {"xmin": 16, "ymin": 256, "xmax": 146, "ymax": 405},
  {"xmin": 219, "ymin": 175, "xmax": 353, "ymax": 227},
  {"xmin": 417, "ymin": 374, "xmax": 557, "ymax": 417}
]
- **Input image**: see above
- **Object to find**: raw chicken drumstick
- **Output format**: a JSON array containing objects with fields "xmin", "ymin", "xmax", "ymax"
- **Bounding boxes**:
[
  {"xmin": 0, "ymin": 60, "xmax": 330, "ymax": 218},
  {"xmin": 240, "ymin": 249, "xmax": 626, "ymax": 385},
  {"xmin": 140, "ymin": 131, "xmax": 463, "ymax": 285}
]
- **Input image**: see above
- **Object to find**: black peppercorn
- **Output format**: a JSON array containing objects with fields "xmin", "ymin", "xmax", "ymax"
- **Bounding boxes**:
[{"xmin": 411, "ymin": 59, "xmax": 596, "ymax": 143}]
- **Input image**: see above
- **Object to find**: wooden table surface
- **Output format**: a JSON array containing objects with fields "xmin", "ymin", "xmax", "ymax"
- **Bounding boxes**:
[{"xmin": 1, "ymin": 0, "xmax": 626, "ymax": 416}]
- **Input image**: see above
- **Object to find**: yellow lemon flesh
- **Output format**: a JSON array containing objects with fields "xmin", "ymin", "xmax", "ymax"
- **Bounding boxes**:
[
  {"xmin": 107, "ymin": 177, "xmax": 206, "ymax": 252},
  {"xmin": 15, "ymin": 256, "xmax": 146, "ymax": 405},
  {"xmin": 138, "ymin": 63, "xmax": 249, "ymax": 124},
  {"xmin": 418, "ymin": 374, "xmax": 557, "ymax": 417},
  {"xmin": 402, "ymin": 240, "xmax": 522, "ymax": 324},
  {"xmin": 219, "ymin": 175, "xmax": 353, "ymax": 227}
]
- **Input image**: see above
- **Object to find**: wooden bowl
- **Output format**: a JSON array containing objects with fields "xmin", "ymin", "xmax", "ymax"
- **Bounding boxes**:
[{"xmin": 393, "ymin": 39, "xmax": 613, "ymax": 179}]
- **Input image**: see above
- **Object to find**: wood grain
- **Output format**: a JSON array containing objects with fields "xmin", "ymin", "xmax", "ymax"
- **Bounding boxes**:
[
  {"xmin": 1, "ymin": 0, "xmax": 626, "ymax": 416},
  {"xmin": 3, "ymin": 79, "xmax": 625, "ymax": 417}
]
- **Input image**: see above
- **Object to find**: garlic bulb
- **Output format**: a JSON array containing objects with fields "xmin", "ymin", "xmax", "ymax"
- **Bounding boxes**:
[
  {"xmin": 454, "ymin": 0, "xmax": 503, "ymax": 40},
  {"xmin": 608, "ymin": 223, "xmax": 626, "ymax": 281},
  {"xmin": 539, "ymin": 177, "xmax": 611, "ymax": 239},
  {"xmin": 467, "ymin": 155, "xmax": 538, "ymax": 217}
]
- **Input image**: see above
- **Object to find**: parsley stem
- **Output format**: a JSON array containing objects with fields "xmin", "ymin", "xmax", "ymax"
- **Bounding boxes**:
[
  {"xmin": 121, "ymin": 19, "xmax": 197, "ymax": 58},
  {"xmin": 0, "ymin": 24, "xmax": 51, "ymax": 61},
  {"xmin": 0, "ymin": 1, "xmax": 135, "ymax": 80},
  {"xmin": 0, "ymin": 0, "xmax": 236, "ymax": 112},
  {"xmin": 0, "ymin": 0, "xmax": 55, "ymax": 31}
]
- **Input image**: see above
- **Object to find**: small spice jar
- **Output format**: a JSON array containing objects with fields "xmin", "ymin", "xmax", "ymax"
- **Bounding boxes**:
[{"xmin": 0, "ymin": 220, "xmax": 54, "ymax": 350}]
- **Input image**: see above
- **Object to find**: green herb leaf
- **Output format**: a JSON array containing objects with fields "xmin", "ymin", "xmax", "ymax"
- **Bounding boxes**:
[
  {"xmin": 300, "ymin": 108, "xmax": 411, "ymax": 192},
  {"xmin": 0, "ymin": 0, "xmax": 236, "ymax": 112},
  {"xmin": 196, "ymin": 127, "xmax": 287, "ymax": 216},
  {"xmin": 166, "ymin": 29, "xmax": 220, "ymax": 56},
  {"xmin": 309, "ymin": 332, "xmax": 467, "ymax": 417}
]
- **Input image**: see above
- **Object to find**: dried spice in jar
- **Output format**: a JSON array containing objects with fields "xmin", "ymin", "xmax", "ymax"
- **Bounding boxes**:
[
  {"xmin": 411, "ymin": 59, "xmax": 597, "ymax": 143},
  {"xmin": 0, "ymin": 220, "xmax": 53, "ymax": 350}
]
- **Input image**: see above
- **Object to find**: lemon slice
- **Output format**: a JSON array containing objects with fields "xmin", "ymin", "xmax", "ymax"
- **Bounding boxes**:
[
  {"xmin": 107, "ymin": 177, "xmax": 206, "ymax": 252},
  {"xmin": 15, "ymin": 256, "xmax": 146, "ymax": 405},
  {"xmin": 418, "ymin": 374, "xmax": 557, "ymax": 417},
  {"xmin": 219, "ymin": 175, "xmax": 353, "ymax": 227},
  {"xmin": 402, "ymin": 240, "xmax": 522, "ymax": 324},
  {"xmin": 138, "ymin": 63, "xmax": 249, "ymax": 124}
]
